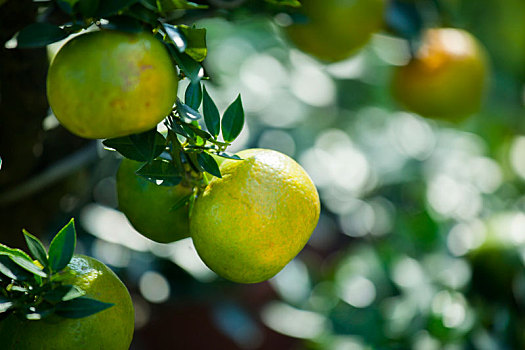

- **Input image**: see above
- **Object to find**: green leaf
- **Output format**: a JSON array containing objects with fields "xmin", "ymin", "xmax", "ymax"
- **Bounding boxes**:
[
  {"xmin": 125, "ymin": 3, "xmax": 159, "ymax": 26},
  {"xmin": 9, "ymin": 256, "xmax": 47, "ymax": 278},
  {"xmin": 95, "ymin": 0, "xmax": 140, "ymax": 16},
  {"xmin": 216, "ymin": 152, "xmax": 241, "ymax": 160},
  {"xmin": 265, "ymin": 0, "xmax": 301, "ymax": 7},
  {"xmin": 177, "ymin": 25, "xmax": 207, "ymax": 62},
  {"xmin": 167, "ymin": 45, "xmax": 203, "ymax": 83},
  {"xmin": 77, "ymin": 0, "xmax": 100, "ymax": 17},
  {"xmin": 55, "ymin": 296, "xmax": 114, "ymax": 319},
  {"xmin": 0, "ymin": 299, "xmax": 13, "ymax": 313},
  {"xmin": 44, "ymin": 285, "xmax": 86, "ymax": 303},
  {"xmin": 48, "ymin": 219, "xmax": 76, "ymax": 273},
  {"xmin": 176, "ymin": 99, "xmax": 202, "ymax": 122},
  {"xmin": 185, "ymin": 81, "xmax": 202, "ymax": 110},
  {"xmin": 100, "ymin": 16, "xmax": 144, "ymax": 33},
  {"xmin": 202, "ymin": 86, "xmax": 220, "ymax": 138},
  {"xmin": 184, "ymin": 122, "xmax": 211, "ymax": 140},
  {"xmin": 16, "ymin": 23, "xmax": 69, "ymax": 48},
  {"xmin": 0, "ymin": 244, "xmax": 33, "ymax": 263},
  {"xmin": 170, "ymin": 193, "xmax": 193, "ymax": 211},
  {"xmin": 22, "ymin": 230, "xmax": 49, "ymax": 269},
  {"xmin": 163, "ymin": 23, "xmax": 187, "ymax": 52},
  {"xmin": 0, "ymin": 156, "xmax": 2, "ymax": 170},
  {"xmin": 0, "ymin": 256, "xmax": 33, "ymax": 281},
  {"xmin": 197, "ymin": 152, "xmax": 222, "ymax": 178},
  {"xmin": 139, "ymin": 0, "xmax": 157, "ymax": 11},
  {"xmin": 157, "ymin": 0, "xmax": 207, "ymax": 14},
  {"xmin": 136, "ymin": 159, "xmax": 182, "ymax": 186},
  {"xmin": 221, "ymin": 95, "xmax": 245, "ymax": 143},
  {"xmin": 103, "ymin": 129, "xmax": 166, "ymax": 162}
]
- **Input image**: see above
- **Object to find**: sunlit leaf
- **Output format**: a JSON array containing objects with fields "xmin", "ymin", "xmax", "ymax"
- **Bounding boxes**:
[
  {"xmin": 48, "ymin": 219, "xmax": 76, "ymax": 273},
  {"xmin": 23, "ymin": 229, "xmax": 48, "ymax": 269},
  {"xmin": 221, "ymin": 95, "xmax": 244, "ymax": 143}
]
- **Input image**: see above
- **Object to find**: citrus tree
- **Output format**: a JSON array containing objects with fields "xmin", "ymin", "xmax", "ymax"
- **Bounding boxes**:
[{"xmin": 2, "ymin": 0, "xmax": 525, "ymax": 349}]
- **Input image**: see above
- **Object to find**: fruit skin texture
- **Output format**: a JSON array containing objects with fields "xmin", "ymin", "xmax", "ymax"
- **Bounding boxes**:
[
  {"xmin": 190, "ymin": 149, "xmax": 321, "ymax": 284},
  {"xmin": 0, "ymin": 255, "xmax": 135, "ymax": 349},
  {"xmin": 47, "ymin": 30, "xmax": 178, "ymax": 139},
  {"xmin": 117, "ymin": 158, "xmax": 193, "ymax": 243},
  {"xmin": 391, "ymin": 28, "xmax": 489, "ymax": 121},
  {"xmin": 285, "ymin": 0, "xmax": 385, "ymax": 62}
]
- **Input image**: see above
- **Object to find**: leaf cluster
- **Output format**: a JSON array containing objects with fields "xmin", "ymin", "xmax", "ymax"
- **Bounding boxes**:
[
  {"xmin": 103, "ymin": 83, "xmax": 244, "ymax": 187},
  {"xmin": 0, "ymin": 219, "xmax": 113, "ymax": 322}
]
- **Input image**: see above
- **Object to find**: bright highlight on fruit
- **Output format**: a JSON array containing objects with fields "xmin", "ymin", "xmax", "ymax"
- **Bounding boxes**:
[
  {"xmin": 190, "ymin": 149, "xmax": 321, "ymax": 284},
  {"xmin": 47, "ymin": 30, "xmax": 178, "ymax": 139},
  {"xmin": 285, "ymin": 0, "xmax": 386, "ymax": 62},
  {"xmin": 391, "ymin": 28, "xmax": 489, "ymax": 121},
  {"xmin": 117, "ymin": 158, "xmax": 193, "ymax": 243}
]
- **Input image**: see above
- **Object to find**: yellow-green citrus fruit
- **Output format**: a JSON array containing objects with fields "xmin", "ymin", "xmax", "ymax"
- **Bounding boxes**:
[
  {"xmin": 190, "ymin": 149, "xmax": 321, "ymax": 284},
  {"xmin": 117, "ymin": 158, "xmax": 193, "ymax": 243},
  {"xmin": 391, "ymin": 28, "xmax": 489, "ymax": 121},
  {"xmin": 47, "ymin": 30, "xmax": 178, "ymax": 139},
  {"xmin": 285, "ymin": 0, "xmax": 386, "ymax": 62},
  {"xmin": 0, "ymin": 255, "xmax": 134, "ymax": 349}
]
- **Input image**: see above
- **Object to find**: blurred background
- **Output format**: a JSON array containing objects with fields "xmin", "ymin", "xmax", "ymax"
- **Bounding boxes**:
[{"xmin": 2, "ymin": 0, "xmax": 525, "ymax": 349}]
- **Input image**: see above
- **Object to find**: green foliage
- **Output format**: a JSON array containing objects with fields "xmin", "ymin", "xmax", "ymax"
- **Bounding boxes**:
[{"xmin": 0, "ymin": 221, "xmax": 113, "ymax": 321}]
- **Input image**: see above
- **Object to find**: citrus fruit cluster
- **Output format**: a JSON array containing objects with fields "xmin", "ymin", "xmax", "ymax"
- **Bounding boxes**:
[{"xmin": 0, "ymin": 220, "xmax": 134, "ymax": 349}]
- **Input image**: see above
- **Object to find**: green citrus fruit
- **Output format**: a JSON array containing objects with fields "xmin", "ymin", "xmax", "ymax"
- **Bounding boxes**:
[
  {"xmin": 285, "ymin": 0, "xmax": 386, "ymax": 62},
  {"xmin": 47, "ymin": 30, "xmax": 178, "ymax": 139},
  {"xmin": 391, "ymin": 28, "xmax": 489, "ymax": 121},
  {"xmin": 117, "ymin": 158, "xmax": 193, "ymax": 243},
  {"xmin": 0, "ymin": 255, "xmax": 134, "ymax": 349},
  {"xmin": 190, "ymin": 149, "xmax": 321, "ymax": 284}
]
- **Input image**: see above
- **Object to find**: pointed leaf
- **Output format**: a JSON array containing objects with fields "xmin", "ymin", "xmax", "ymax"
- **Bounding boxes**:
[
  {"xmin": 44, "ymin": 285, "xmax": 86, "ymax": 303},
  {"xmin": 9, "ymin": 256, "xmax": 47, "ymax": 278},
  {"xmin": 168, "ymin": 45, "xmax": 203, "ymax": 83},
  {"xmin": 185, "ymin": 81, "xmax": 202, "ymax": 110},
  {"xmin": 216, "ymin": 152, "xmax": 242, "ymax": 160},
  {"xmin": 136, "ymin": 159, "xmax": 182, "ymax": 186},
  {"xmin": 0, "ymin": 244, "xmax": 33, "ymax": 262},
  {"xmin": 203, "ymin": 86, "xmax": 220, "ymax": 138},
  {"xmin": 55, "ymin": 296, "xmax": 114, "ymax": 319},
  {"xmin": 221, "ymin": 95, "xmax": 245, "ymax": 142},
  {"xmin": 177, "ymin": 25, "xmax": 207, "ymax": 62},
  {"xmin": 163, "ymin": 23, "xmax": 186, "ymax": 52},
  {"xmin": 0, "ymin": 256, "xmax": 33, "ymax": 281},
  {"xmin": 197, "ymin": 152, "xmax": 222, "ymax": 178},
  {"xmin": 176, "ymin": 99, "xmax": 202, "ymax": 121},
  {"xmin": 23, "ymin": 230, "xmax": 48, "ymax": 269},
  {"xmin": 103, "ymin": 129, "xmax": 166, "ymax": 162},
  {"xmin": 16, "ymin": 23, "xmax": 68, "ymax": 48},
  {"xmin": 48, "ymin": 219, "xmax": 76, "ymax": 273},
  {"xmin": 0, "ymin": 300, "xmax": 13, "ymax": 313}
]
